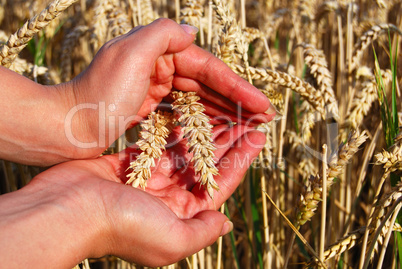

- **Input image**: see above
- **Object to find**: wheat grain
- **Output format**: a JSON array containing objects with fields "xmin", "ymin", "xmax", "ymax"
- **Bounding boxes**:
[
  {"xmin": 126, "ymin": 111, "xmax": 174, "ymax": 189},
  {"xmin": 171, "ymin": 91, "xmax": 219, "ymax": 199},
  {"xmin": 242, "ymin": 27, "xmax": 263, "ymax": 44},
  {"xmin": 212, "ymin": 0, "xmax": 241, "ymax": 65},
  {"xmin": 180, "ymin": 0, "xmax": 203, "ymax": 27},
  {"xmin": 261, "ymin": 85, "xmax": 284, "ymax": 113},
  {"xmin": 0, "ymin": 0, "xmax": 77, "ymax": 68}
]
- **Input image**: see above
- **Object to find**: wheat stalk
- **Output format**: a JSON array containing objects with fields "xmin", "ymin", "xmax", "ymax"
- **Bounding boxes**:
[
  {"xmin": 126, "ymin": 111, "xmax": 174, "ymax": 189},
  {"xmin": 171, "ymin": 91, "xmax": 219, "ymax": 199},
  {"xmin": 0, "ymin": 0, "xmax": 77, "ymax": 68}
]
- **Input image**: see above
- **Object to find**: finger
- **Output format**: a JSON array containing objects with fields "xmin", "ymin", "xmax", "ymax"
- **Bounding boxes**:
[
  {"xmin": 121, "ymin": 18, "xmax": 197, "ymax": 63},
  {"xmin": 167, "ymin": 211, "xmax": 231, "ymax": 262},
  {"xmin": 173, "ymin": 44, "xmax": 275, "ymax": 115},
  {"xmin": 168, "ymin": 125, "xmax": 257, "ymax": 189},
  {"xmin": 192, "ymin": 130, "xmax": 266, "ymax": 206},
  {"xmin": 172, "ymin": 76, "xmax": 275, "ymax": 123},
  {"xmin": 146, "ymin": 124, "xmax": 251, "ymax": 188},
  {"xmin": 200, "ymin": 98, "xmax": 275, "ymax": 125}
]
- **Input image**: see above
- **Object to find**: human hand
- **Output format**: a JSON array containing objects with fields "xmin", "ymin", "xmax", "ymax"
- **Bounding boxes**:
[
  {"xmin": 0, "ymin": 125, "xmax": 265, "ymax": 268},
  {"xmin": 58, "ymin": 18, "xmax": 275, "ymax": 162}
]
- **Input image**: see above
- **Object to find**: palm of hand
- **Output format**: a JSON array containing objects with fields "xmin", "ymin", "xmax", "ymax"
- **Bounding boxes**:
[{"xmin": 29, "ymin": 124, "xmax": 264, "ymax": 266}]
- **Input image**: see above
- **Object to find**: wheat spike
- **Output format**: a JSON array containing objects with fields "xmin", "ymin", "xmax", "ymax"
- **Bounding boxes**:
[
  {"xmin": 349, "ymin": 23, "xmax": 402, "ymax": 72},
  {"xmin": 171, "ymin": 91, "xmax": 219, "ymax": 199},
  {"xmin": 180, "ymin": 0, "xmax": 204, "ymax": 27},
  {"xmin": 212, "ymin": 0, "xmax": 242, "ymax": 65},
  {"xmin": 347, "ymin": 69, "xmax": 392, "ymax": 129},
  {"xmin": 296, "ymin": 131, "xmax": 368, "ymax": 226},
  {"xmin": 126, "ymin": 111, "xmax": 174, "ymax": 189},
  {"xmin": 327, "ymin": 131, "xmax": 368, "ymax": 181},
  {"xmin": 90, "ymin": 0, "xmax": 114, "ymax": 52},
  {"xmin": 300, "ymin": 43, "xmax": 339, "ymax": 120},
  {"xmin": 0, "ymin": 0, "xmax": 77, "ymax": 68},
  {"xmin": 60, "ymin": 25, "xmax": 89, "ymax": 82},
  {"xmin": 231, "ymin": 64, "xmax": 326, "ymax": 118},
  {"xmin": 107, "ymin": 6, "xmax": 132, "ymax": 39},
  {"xmin": 140, "ymin": 0, "xmax": 158, "ymax": 25},
  {"xmin": 261, "ymin": 85, "xmax": 284, "ymax": 113},
  {"xmin": 367, "ymin": 181, "xmax": 402, "ymax": 259},
  {"xmin": 243, "ymin": 27, "xmax": 263, "ymax": 44},
  {"xmin": 309, "ymin": 227, "xmax": 365, "ymax": 266}
]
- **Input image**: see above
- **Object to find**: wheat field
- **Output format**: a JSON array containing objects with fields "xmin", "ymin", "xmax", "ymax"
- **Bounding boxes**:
[{"xmin": 1, "ymin": 0, "xmax": 402, "ymax": 268}]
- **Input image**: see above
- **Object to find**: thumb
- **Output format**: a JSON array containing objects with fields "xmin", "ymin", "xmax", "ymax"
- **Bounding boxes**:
[{"xmin": 165, "ymin": 210, "xmax": 233, "ymax": 263}]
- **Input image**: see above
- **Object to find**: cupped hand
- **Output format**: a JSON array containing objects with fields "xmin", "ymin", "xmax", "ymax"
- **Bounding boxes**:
[
  {"xmin": 1, "ymin": 125, "xmax": 265, "ymax": 268},
  {"xmin": 59, "ymin": 18, "xmax": 275, "ymax": 161}
]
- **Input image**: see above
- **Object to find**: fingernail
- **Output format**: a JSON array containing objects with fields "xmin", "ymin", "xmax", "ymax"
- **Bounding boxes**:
[
  {"xmin": 220, "ymin": 220, "xmax": 233, "ymax": 236},
  {"xmin": 265, "ymin": 104, "xmax": 276, "ymax": 115},
  {"xmin": 180, "ymin": 24, "xmax": 199, "ymax": 35}
]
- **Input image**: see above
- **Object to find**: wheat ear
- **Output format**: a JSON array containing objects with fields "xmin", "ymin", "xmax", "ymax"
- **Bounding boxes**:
[
  {"xmin": 126, "ymin": 111, "xmax": 174, "ymax": 189},
  {"xmin": 231, "ymin": 64, "xmax": 326, "ymax": 118},
  {"xmin": 296, "ymin": 131, "xmax": 368, "ymax": 227},
  {"xmin": 349, "ymin": 23, "xmax": 402, "ymax": 72},
  {"xmin": 261, "ymin": 85, "xmax": 284, "ymax": 113},
  {"xmin": 212, "ymin": 0, "xmax": 241, "ymax": 65},
  {"xmin": 107, "ymin": 6, "xmax": 132, "ymax": 39},
  {"xmin": 366, "ymin": 181, "xmax": 402, "ymax": 260},
  {"xmin": 60, "ymin": 25, "xmax": 89, "ymax": 82},
  {"xmin": 180, "ymin": 0, "xmax": 204, "ymax": 27},
  {"xmin": 347, "ymin": 69, "xmax": 392, "ymax": 129},
  {"xmin": 309, "ymin": 227, "xmax": 365, "ymax": 266},
  {"xmin": 299, "ymin": 43, "xmax": 339, "ymax": 120},
  {"xmin": 0, "ymin": 0, "xmax": 77, "ymax": 68},
  {"xmin": 171, "ymin": 91, "xmax": 219, "ymax": 199}
]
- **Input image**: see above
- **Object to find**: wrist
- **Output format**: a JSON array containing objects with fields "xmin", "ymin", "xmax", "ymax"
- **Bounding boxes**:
[{"xmin": 0, "ymin": 177, "xmax": 108, "ymax": 268}]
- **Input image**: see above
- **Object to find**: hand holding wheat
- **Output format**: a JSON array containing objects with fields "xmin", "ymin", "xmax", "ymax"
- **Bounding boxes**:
[
  {"xmin": 0, "ymin": 124, "xmax": 266, "ymax": 268},
  {"xmin": 0, "ymin": 18, "xmax": 275, "ymax": 166}
]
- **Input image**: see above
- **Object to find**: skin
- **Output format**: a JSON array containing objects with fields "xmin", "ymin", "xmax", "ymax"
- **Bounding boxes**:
[
  {"xmin": 0, "ymin": 125, "xmax": 266, "ymax": 268},
  {"xmin": 0, "ymin": 18, "xmax": 275, "ymax": 166},
  {"xmin": 0, "ymin": 19, "xmax": 275, "ymax": 268}
]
